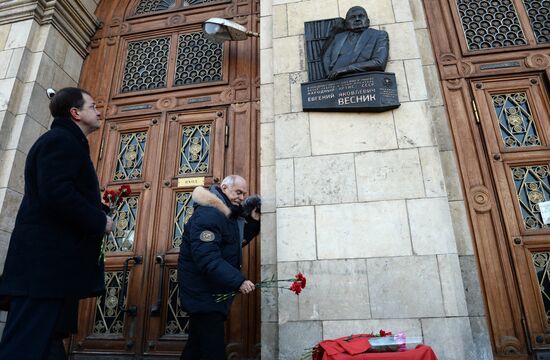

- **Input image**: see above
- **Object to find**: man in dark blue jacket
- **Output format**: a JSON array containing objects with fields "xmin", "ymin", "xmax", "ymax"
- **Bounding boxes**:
[
  {"xmin": 0, "ymin": 87, "xmax": 113, "ymax": 359},
  {"xmin": 178, "ymin": 175, "xmax": 260, "ymax": 360}
]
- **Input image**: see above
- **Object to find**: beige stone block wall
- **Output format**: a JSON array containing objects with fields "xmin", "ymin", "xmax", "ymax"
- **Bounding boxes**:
[
  {"xmin": 260, "ymin": 0, "xmax": 279, "ymax": 357},
  {"xmin": 409, "ymin": 1, "xmax": 491, "ymax": 358},
  {"xmin": 0, "ymin": 21, "xmax": 84, "ymax": 268},
  {"xmin": 261, "ymin": 0, "xmax": 487, "ymax": 358}
]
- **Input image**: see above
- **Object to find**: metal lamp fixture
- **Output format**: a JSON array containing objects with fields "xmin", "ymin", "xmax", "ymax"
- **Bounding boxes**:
[{"xmin": 202, "ymin": 18, "xmax": 259, "ymax": 43}]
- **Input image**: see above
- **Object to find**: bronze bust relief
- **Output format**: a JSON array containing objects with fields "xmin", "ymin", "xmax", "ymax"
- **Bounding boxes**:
[{"xmin": 322, "ymin": 6, "xmax": 389, "ymax": 80}]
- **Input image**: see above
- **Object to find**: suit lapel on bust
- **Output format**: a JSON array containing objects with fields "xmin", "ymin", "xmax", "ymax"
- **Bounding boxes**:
[
  {"xmin": 351, "ymin": 28, "xmax": 376, "ymax": 63},
  {"xmin": 330, "ymin": 32, "xmax": 349, "ymax": 68}
]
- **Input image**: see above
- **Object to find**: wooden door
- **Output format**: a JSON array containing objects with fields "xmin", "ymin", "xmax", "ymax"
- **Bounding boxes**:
[
  {"xmin": 472, "ymin": 74, "xmax": 550, "ymax": 350},
  {"xmin": 70, "ymin": 0, "xmax": 260, "ymax": 358},
  {"xmin": 423, "ymin": 0, "xmax": 550, "ymax": 357}
]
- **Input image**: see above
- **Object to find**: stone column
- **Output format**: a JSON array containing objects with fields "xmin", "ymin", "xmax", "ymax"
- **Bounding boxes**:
[
  {"xmin": 261, "ymin": 0, "xmax": 481, "ymax": 359},
  {"xmin": 0, "ymin": 0, "xmax": 99, "ymax": 334}
]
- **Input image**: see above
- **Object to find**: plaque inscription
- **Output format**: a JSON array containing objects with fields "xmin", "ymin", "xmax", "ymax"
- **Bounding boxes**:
[{"xmin": 302, "ymin": 72, "xmax": 399, "ymax": 112}]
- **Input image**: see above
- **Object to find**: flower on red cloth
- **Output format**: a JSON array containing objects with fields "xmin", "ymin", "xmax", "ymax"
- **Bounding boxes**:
[
  {"xmin": 379, "ymin": 329, "xmax": 392, "ymax": 337},
  {"xmin": 290, "ymin": 281, "xmax": 302, "ymax": 295},
  {"xmin": 295, "ymin": 272, "xmax": 307, "ymax": 289}
]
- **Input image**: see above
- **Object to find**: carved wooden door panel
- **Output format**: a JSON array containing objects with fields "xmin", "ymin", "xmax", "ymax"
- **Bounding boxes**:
[
  {"xmin": 70, "ymin": 0, "xmax": 260, "ymax": 358},
  {"xmin": 143, "ymin": 108, "xmax": 226, "ymax": 355},
  {"xmin": 472, "ymin": 74, "xmax": 550, "ymax": 350}
]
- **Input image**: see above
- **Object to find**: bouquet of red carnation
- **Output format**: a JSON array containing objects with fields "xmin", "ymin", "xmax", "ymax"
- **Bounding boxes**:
[
  {"xmin": 215, "ymin": 272, "xmax": 307, "ymax": 302},
  {"xmin": 99, "ymin": 184, "xmax": 132, "ymax": 263}
]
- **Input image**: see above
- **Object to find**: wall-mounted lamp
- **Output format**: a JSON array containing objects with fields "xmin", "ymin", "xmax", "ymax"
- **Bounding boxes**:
[{"xmin": 202, "ymin": 18, "xmax": 259, "ymax": 43}]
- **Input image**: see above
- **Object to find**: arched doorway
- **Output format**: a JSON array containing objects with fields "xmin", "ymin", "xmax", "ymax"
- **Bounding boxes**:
[{"xmin": 71, "ymin": 0, "xmax": 260, "ymax": 358}]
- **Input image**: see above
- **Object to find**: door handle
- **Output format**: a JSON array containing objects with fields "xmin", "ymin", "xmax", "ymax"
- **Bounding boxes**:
[
  {"xmin": 150, "ymin": 255, "xmax": 166, "ymax": 316},
  {"xmin": 118, "ymin": 255, "xmax": 143, "ymax": 317}
]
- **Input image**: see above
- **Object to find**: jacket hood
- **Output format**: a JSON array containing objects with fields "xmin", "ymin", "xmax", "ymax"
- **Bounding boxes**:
[{"xmin": 192, "ymin": 186, "xmax": 231, "ymax": 218}]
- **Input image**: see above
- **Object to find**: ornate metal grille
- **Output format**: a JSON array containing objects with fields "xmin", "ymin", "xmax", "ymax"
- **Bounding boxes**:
[
  {"xmin": 178, "ymin": 124, "xmax": 211, "ymax": 175},
  {"xmin": 93, "ymin": 271, "xmax": 128, "ymax": 335},
  {"xmin": 532, "ymin": 252, "xmax": 550, "ymax": 323},
  {"xmin": 456, "ymin": 0, "xmax": 527, "ymax": 50},
  {"xmin": 173, "ymin": 192, "xmax": 194, "ymax": 248},
  {"xmin": 184, "ymin": 0, "xmax": 224, "ymax": 6},
  {"xmin": 105, "ymin": 196, "xmax": 139, "ymax": 252},
  {"xmin": 165, "ymin": 269, "xmax": 189, "ymax": 335},
  {"xmin": 135, "ymin": 0, "xmax": 176, "ymax": 15},
  {"xmin": 522, "ymin": 0, "xmax": 550, "ymax": 44},
  {"xmin": 512, "ymin": 165, "xmax": 550, "ymax": 230},
  {"xmin": 491, "ymin": 92, "xmax": 540, "ymax": 148},
  {"xmin": 174, "ymin": 32, "xmax": 223, "ymax": 86},
  {"xmin": 114, "ymin": 131, "xmax": 147, "ymax": 181},
  {"xmin": 121, "ymin": 37, "xmax": 170, "ymax": 93}
]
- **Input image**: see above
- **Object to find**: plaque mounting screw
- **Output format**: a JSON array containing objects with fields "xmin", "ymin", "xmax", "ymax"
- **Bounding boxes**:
[
  {"xmin": 513, "ymin": 237, "xmax": 522, "ymax": 245},
  {"xmin": 530, "ymin": 78, "xmax": 538, "ymax": 85},
  {"xmin": 475, "ymin": 83, "xmax": 482, "ymax": 89},
  {"xmin": 171, "ymin": 115, "xmax": 177, "ymax": 121},
  {"xmin": 217, "ymin": 111, "xmax": 223, "ymax": 117}
]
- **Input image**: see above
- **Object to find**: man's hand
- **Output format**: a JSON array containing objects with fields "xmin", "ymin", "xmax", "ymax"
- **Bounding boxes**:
[
  {"xmin": 239, "ymin": 280, "xmax": 255, "ymax": 294},
  {"xmin": 105, "ymin": 215, "xmax": 113, "ymax": 234},
  {"xmin": 328, "ymin": 66, "xmax": 353, "ymax": 80},
  {"xmin": 250, "ymin": 207, "xmax": 260, "ymax": 221}
]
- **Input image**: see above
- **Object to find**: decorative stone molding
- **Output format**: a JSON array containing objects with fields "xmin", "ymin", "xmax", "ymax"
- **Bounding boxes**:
[{"xmin": 0, "ymin": 0, "xmax": 99, "ymax": 57}]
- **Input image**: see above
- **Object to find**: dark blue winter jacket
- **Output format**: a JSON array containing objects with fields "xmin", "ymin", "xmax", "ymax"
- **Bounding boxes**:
[{"xmin": 177, "ymin": 185, "xmax": 259, "ymax": 317}]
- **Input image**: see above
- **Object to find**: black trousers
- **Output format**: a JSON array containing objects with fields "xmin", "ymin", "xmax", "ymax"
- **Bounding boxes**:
[
  {"xmin": 0, "ymin": 296, "xmax": 78, "ymax": 360},
  {"xmin": 180, "ymin": 313, "xmax": 227, "ymax": 360}
]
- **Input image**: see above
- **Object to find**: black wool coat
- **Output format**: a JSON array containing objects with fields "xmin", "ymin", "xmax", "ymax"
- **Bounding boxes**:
[
  {"xmin": 178, "ymin": 185, "xmax": 259, "ymax": 317},
  {"xmin": 0, "ymin": 117, "xmax": 107, "ymax": 300}
]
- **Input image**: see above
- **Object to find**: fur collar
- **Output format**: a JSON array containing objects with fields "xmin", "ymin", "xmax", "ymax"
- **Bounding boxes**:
[{"xmin": 192, "ymin": 186, "xmax": 231, "ymax": 218}]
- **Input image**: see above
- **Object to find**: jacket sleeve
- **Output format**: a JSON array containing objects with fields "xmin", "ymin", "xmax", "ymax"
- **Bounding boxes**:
[
  {"xmin": 188, "ymin": 208, "xmax": 245, "ymax": 290},
  {"xmin": 34, "ymin": 135, "xmax": 106, "ymax": 236},
  {"xmin": 242, "ymin": 217, "xmax": 260, "ymax": 247}
]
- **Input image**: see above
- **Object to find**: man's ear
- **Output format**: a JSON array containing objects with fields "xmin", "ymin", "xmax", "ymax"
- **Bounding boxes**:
[{"xmin": 69, "ymin": 107, "xmax": 80, "ymax": 121}]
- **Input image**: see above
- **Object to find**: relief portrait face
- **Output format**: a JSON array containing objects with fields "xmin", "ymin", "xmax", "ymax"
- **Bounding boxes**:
[{"xmin": 345, "ymin": 7, "xmax": 369, "ymax": 31}]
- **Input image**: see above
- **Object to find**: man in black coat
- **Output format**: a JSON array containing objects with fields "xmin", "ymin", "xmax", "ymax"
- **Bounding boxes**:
[
  {"xmin": 178, "ymin": 175, "xmax": 260, "ymax": 360},
  {"xmin": 0, "ymin": 87, "xmax": 113, "ymax": 359}
]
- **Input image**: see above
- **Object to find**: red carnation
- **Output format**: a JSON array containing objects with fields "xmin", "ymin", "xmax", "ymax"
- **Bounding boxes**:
[
  {"xmin": 119, "ymin": 184, "xmax": 131, "ymax": 195},
  {"xmin": 290, "ymin": 281, "xmax": 302, "ymax": 295},
  {"xmin": 379, "ymin": 330, "xmax": 392, "ymax": 337},
  {"xmin": 295, "ymin": 273, "xmax": 307, "ymax": 289},
  {"xmin": 102, "ymin": 190, "xmax": 116, "ymax": 203}
]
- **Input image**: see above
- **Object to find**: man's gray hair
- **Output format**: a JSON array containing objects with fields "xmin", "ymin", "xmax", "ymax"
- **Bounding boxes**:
[{"xmin": 221, "ymin": 175, "xmax": 244, "ymax": 187}]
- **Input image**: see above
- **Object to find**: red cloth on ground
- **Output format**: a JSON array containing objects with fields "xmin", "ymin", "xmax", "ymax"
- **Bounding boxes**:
[
  {"xmin": 317, "ymin": 335, "xmax": 373, "ymax": 360},
  {"xmin": 315, "ymin": 341, "xmax": 438, "ymax": 360}
]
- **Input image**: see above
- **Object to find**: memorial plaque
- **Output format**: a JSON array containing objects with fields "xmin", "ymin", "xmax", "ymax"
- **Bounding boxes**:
[
  {"xmin": 301, "ymin": 72, "xmax": 399, "ymax": 112},
  {"xmin": 301, "ymin": 6, "xmax": 400, "ymax": 112}
]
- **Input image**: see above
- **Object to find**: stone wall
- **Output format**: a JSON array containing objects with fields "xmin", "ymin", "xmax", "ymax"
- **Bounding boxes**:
[
  {"xmin": 260, "ymin": 0, "xmax": 490, "ymax": 359},
  {"xmin": 0, "ymin": 0, "xmax": 99, "ymax": 336}
]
